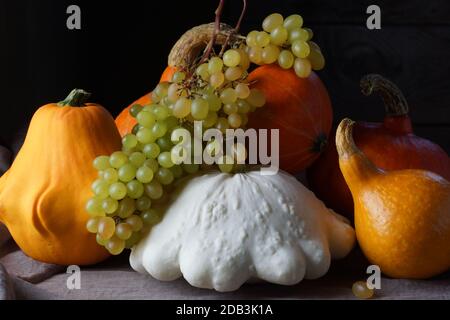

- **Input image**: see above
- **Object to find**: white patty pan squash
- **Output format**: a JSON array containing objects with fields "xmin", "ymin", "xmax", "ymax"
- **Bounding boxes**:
[{"xmin": 130, "ymin": 170, "xmax": 355, "ymax": 292}]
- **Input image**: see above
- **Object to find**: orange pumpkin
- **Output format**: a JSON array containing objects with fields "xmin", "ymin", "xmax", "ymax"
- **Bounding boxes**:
[
  {"xmin": 115, "ymin": 66, "xmax": 176, "ymax": 137},
  {"xmin": 247, "ymin": 64, "xmax": 332, "ymax": 174},
  {"xmin": 336, "ymin": 118, "xmax": 450, "ymax": 279},
  {"xmin": 307, "ymin": 74, "xmax": 450, "ymax": 218},
  {"xmin": 0, "ymin": 89, "xmax": 121, "ymax": 265}
]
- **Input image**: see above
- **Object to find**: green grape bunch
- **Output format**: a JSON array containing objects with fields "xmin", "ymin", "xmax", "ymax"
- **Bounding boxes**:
[{"xmin": 85, "ymin": 10, "xmax": 326, "ymax": 256}]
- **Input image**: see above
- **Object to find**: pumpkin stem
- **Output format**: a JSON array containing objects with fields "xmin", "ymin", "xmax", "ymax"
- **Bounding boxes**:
[
  {"xmin": 335, "ymin": 118, "xmax": 360, "ymax": 160},
  {"xmin": 58, "ymin": 89, "xmax": 91, "ymax": 107},
  {"xmin": 336, "ymin": 118, "xmax": 380, "ymax": 183},
  {"xmin": 360, "ymin": 74, "xmax": 409, "ymax": 116},
  {"xmin": 168, "ymin": 23, "xmax": 235, "ymax": 69}
]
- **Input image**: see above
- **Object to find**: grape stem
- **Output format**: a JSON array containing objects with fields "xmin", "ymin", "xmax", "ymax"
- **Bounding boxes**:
[
  {"xmin": 199, "ymin": 0, "xmax": 226, "ymax": 65},
  {"xmin": 219, "ymin": 0, "xmax": 247, "ymax": 57}
]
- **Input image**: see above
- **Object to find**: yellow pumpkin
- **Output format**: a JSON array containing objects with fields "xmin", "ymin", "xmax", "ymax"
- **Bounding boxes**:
[{"xmin": 0, "ymin": 89, "xmax": 121, "ymax": 265}]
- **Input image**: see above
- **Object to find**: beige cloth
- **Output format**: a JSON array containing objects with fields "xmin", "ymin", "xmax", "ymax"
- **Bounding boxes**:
[{"xmin": 1, "ymin": 240, "xmax": 449, "ymax": 300}]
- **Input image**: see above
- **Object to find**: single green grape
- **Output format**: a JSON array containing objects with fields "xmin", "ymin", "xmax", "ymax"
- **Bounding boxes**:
[
  {"xmin": 225, "ymin": 66, "xmax": 243, "ymax": 81},
  {"xmin": 196, "ymin": 63, "xmax": 210, "ymax": 81},
  {"xmin": 270, "ymin": 26, "xmax": 288, "ymax": 46},
  {"xmin": 97, "ymin": 216, "xmax": 116, "ymax": 240},
  {"xmin": 223, "ymin": 103, "xmax": 238, "ymax": 115},
  {"xmin": 126, "ymin": 180, "xmax": 144, "ymax": 199},
  {"xmin": 167, "ymin": 83, "xmax": 181, "ymax": 102},
  {"xmin": 102, "ymin": 197, "xmax": 119, "ymax": 214},
  {"xmin": 169, "ymin": 165, "xmax": 183, "ymax": 178},
  {"xmin": 86, "ymin": 197, "xmax": 105, "ymax": 216},
  {"xmin": 136, "ymin": 195, "xmax": 152, "ymax": 211},
  {"xmin": 262, "ymin": 13, "xmax": 284, "ymax": 32},
  {"xmin": 141, "ymin": 209, "xmax": 162, "ymax": 226},
  {"xmin": 122, "ymin": 134, "xmax": 138, "ymax": 149},
  {"xmin": 144, "ymin": 158, "xmax": 159, "ymax": 173},
  {"xmin": 256, "ymin": 31, "xmax": 271, "ymax": 47},
  {"xmin": 105, "ymin": 236, "xmax": 125, "ymax": 255},
  {"xmin": 278, "ymin": 50, "xmax": 295, "ymax": 69},
  {"xmin": 109, "ymin": 151, "xmax": 128, "ymax": 169},
  {"xmin": 294, "ymin": 57, "xmax": 312, "ymax": 78},
  {"xmin": 171, "ymin": 71, "xmax": 186, "ymax": 83},
  {"xmin": 125, "ymin": 232, "xmax": 141, "ymax": 249},
  {"xmin": 246, "ymin": 30, "xmax": 259, "ymax": 47},
  {"xmin": 129, "ymin": 104, "xmax": 143, "ymax": 117},
  {"xmin": 220, "ymin": 88, "xmax": 238, "ymax": 104},
  {"xmin": 117, "ymin": 197, "xmax": 136, "ymax": 218},
  {"xmin": 118, "ymin": 163, "xmax": 136, "ymax": 182},
  {"xmin": 203, "ymin": 111, "xmax": 218, "ymax": 128},
  {"xmin": 209, "ymin": 72, "xmax": 225, "ymax": 88},
  {"xmin": 142, "ymin": 143, "xmax": 160, "ymax": 159},
  {"xmin": 136, "ymin": 111, "xmax": 156, "ymax": 128},
  {"xmin": 152, "ymin": 105, "xmax": 170, "ymax": 121},
  {"xmin": 94, "ymin": 182, "xmax": 109, "ymax": 199},
  {"xmin": 115, "ymin": 223, "xmax": 133, "ymax": 240},
  {"xmin": 304, "ymin": 28, "xmax": 314, "ymax": 40},
  {"xmin": 247, "ymin": 89, "xmax": 266, "ymax": 107},
  {"xmin": 156, "ymin": 167, "xmax": 174, "ymax": 185},
  {"xmin": 228, "ymin": 113, "xmax": 242, "ymax": 128},
  {"xmin": 132, "ymin": 124, "xmax": 141, "ymax": 135},
  {"xmin": 283, "ymin": 14, "xmax": 303, "ymax": 30},
  {"xmin": 248, "ymin": 46, "xmax": 263, "ymax": 64},
  {"xmin": 129, "ymin": 152, "xmax": 146, "ymax": 167},
  {"xmin": 237, "ymin": 99, "xmax": 251, "ymax": 113},
  {"xmin": 223, "ymin": 49, "xmax": 241, "ymax": 67},
  {"xmin": 191, "ymin": 98, "xmax": 209, "ymax": 120},
  {"xmin": 137, "ymin": 127, "xmax": 156, "ymax": 144},
  {"xmin": 203, "ymin": 93, "xmax": 222, "ymax": 112},
  {"xmin": 154, "ymin": 82, "xmax": 169, "ymax": 98},
  {"xmin": 308, "ymin": 45, "xmax": 325, "ymax": 70},
  {"xmin": 86, "ymin": 217, "xmax": 100, "ymax": 233},
  {"xmin": 144, "ymin": 180, "xmax": 164, "ymax": 199},
  {"xmin": 235, "ymin": 84, "xmax": 251, "ymax": 100},
  {"xmin": 151, "ymin": 121, "xmax": 168, "ymax": 138},
  {"xmin": 136, "ymin": 165, "xmax": 154, "ymax": 183},
  {"xmin": 208, "ymin": 57, "xmax": 224, "ymax": 74},
  {"xmin": 262, "ymin": 45, "xmax": 280, "ymax": 64},
  {"xmin": 96, "ymin": 234, "xmax": 108, "ymax": 246},
  {"xmin": 158, "ymin": 151, "xmax": 174, "ymax": 169},
  {"xmin": 109, "ymin": 182, "xmax": 127, "ymax": 200},
  {"xmin": 157, "ymin": 136, "xmax": 173, "ymax": 153},
  {"xmin": 93, "ymin": 155, "xmax": 111, "ymax": 171},
  {"xmin": 237, "ymin": 48, "xmax": 251, "ymax": 70},
  {"xmin": 289, "ymin": 27, "xmax": 309, "ymax": 43},
  {"xmin": 126, "ymin": 215, "xmax": 144, "ymax": 232},
  {"xmin": 103, "ymin": 168, "xmax": 119, "ymax": 184},
  {"xmin": 291, "ymin": 40, "xmax": 310, "ymax": 58},
  {"xmin": 173, "ymin": 97, "xmax": 192, "ymax": 119}
]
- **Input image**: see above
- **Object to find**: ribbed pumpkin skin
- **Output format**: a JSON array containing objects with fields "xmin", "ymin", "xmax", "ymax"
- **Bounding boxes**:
[
  {"xmin": 0, "ymin": 103, "xmax": 121, "ymax": 265},
  {"xmin": 247, "ymin": 65, "xmax": 332, "ymax": 174},
  {"xmin": 115, "ymin": 66, "xmax": 176, "ymax": 137}
]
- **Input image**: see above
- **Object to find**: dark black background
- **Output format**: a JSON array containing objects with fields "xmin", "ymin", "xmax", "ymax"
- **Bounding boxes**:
[{"xmin": 0, "ymin": 0, "xmax": 449, "ymax": 153}]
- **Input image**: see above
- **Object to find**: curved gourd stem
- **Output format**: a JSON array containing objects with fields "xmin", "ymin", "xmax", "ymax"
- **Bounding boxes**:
[
  {"xmin": 335, "ymin": 118, "xmax": 360, "ymax": 159},
  {"xmin": 360, "ymin": 74, "xmax": 409, "ymax": 116},
  {"xmin": 58, "ymin": 89, "xmax": 91, "ymax": 107},
  {"xmin": 336, "ymin": 118, "xmax": 380, "ymax": 185}
]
